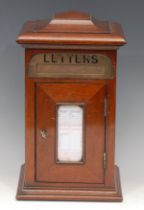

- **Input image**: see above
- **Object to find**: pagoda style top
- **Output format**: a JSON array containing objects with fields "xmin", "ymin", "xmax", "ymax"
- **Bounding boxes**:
[{"xmin": 16, "ymin": 11, "xmax": 126, "ymax": 46}]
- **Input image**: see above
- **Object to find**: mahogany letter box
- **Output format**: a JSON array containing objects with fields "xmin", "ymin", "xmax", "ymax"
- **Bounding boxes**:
[{"xmin": 16, "ymin": 11, "xmax": 126, "ymax": 201}]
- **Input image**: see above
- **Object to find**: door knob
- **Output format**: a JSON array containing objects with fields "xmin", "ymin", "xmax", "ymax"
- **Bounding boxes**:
[{"xmin": 40, "ymin": 129, "xmax": 47, "ymax": 139}]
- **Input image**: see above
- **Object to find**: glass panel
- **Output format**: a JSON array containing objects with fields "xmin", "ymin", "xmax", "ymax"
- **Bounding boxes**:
[{"xmin": 57, "ymin": 105, "xmax": 83, "ymax": 162}]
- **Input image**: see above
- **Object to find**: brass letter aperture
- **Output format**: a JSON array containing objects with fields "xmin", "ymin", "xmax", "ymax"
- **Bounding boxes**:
[{"xmin": 28, "ymin": 53, "xmax": 114, "ymax": 79}]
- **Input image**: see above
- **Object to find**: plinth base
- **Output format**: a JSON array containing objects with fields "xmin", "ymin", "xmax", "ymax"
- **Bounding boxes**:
[{"xmin": 16, "ymin": 165, "xmax": 122, "ymax": 202}]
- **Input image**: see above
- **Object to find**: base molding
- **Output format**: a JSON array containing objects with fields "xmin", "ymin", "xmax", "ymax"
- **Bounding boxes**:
[{"xmin": 16, "ymin": 165, "xmax": 122, "ymax": 201}]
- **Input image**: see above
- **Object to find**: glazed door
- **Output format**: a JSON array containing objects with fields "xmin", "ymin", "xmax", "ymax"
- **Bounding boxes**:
[{"xmin": 36, "ymin": 82, "xmax": 106, "ymax": 184}]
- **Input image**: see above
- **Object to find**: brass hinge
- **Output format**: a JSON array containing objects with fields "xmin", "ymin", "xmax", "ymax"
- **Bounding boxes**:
[
  {"xmin": 103, "ymin": 152, "xmax": 107, "ymax": 169},
  {"xmin": 104, "ymin": 98, "xmax": 108, "ymax": 117}
]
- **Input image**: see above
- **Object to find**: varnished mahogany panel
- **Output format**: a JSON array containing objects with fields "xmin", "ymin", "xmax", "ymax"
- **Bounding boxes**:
[
  {"xmin": 17, "ymin": 165, "xmax": 122, "ymax": 201},
  {"xmin": 16, "ymin": 11, "xmax": 126, "ymax": 46},
  {"xmin": 36, "ymin": 82, "xmax": 106, "ymax": 183},
  {"xmin": 24, "ymin": 49, "xmax": 116, "ymax": 189}
]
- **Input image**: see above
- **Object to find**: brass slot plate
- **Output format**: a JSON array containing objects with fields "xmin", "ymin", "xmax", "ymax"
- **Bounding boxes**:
[{"xmin": 28, "ymin": 53, "xmax": 114, "ymax": 79}]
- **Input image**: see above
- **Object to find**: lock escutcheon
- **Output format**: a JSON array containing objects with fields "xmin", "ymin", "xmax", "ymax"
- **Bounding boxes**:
[{"xmin": 40, "ymin": 129, "xmax": 47, "ymax": 139}]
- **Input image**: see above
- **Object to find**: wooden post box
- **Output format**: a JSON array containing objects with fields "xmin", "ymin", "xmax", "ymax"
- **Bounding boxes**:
[{"xmin": 16, "ymin": 11, "xmax": 126, "ymax": 201}]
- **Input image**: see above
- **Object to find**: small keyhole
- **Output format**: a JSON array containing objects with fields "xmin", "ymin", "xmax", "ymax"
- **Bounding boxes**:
[{"xmin": 40, "ymin": 129, "xmax": 47, "ymax": 139}]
